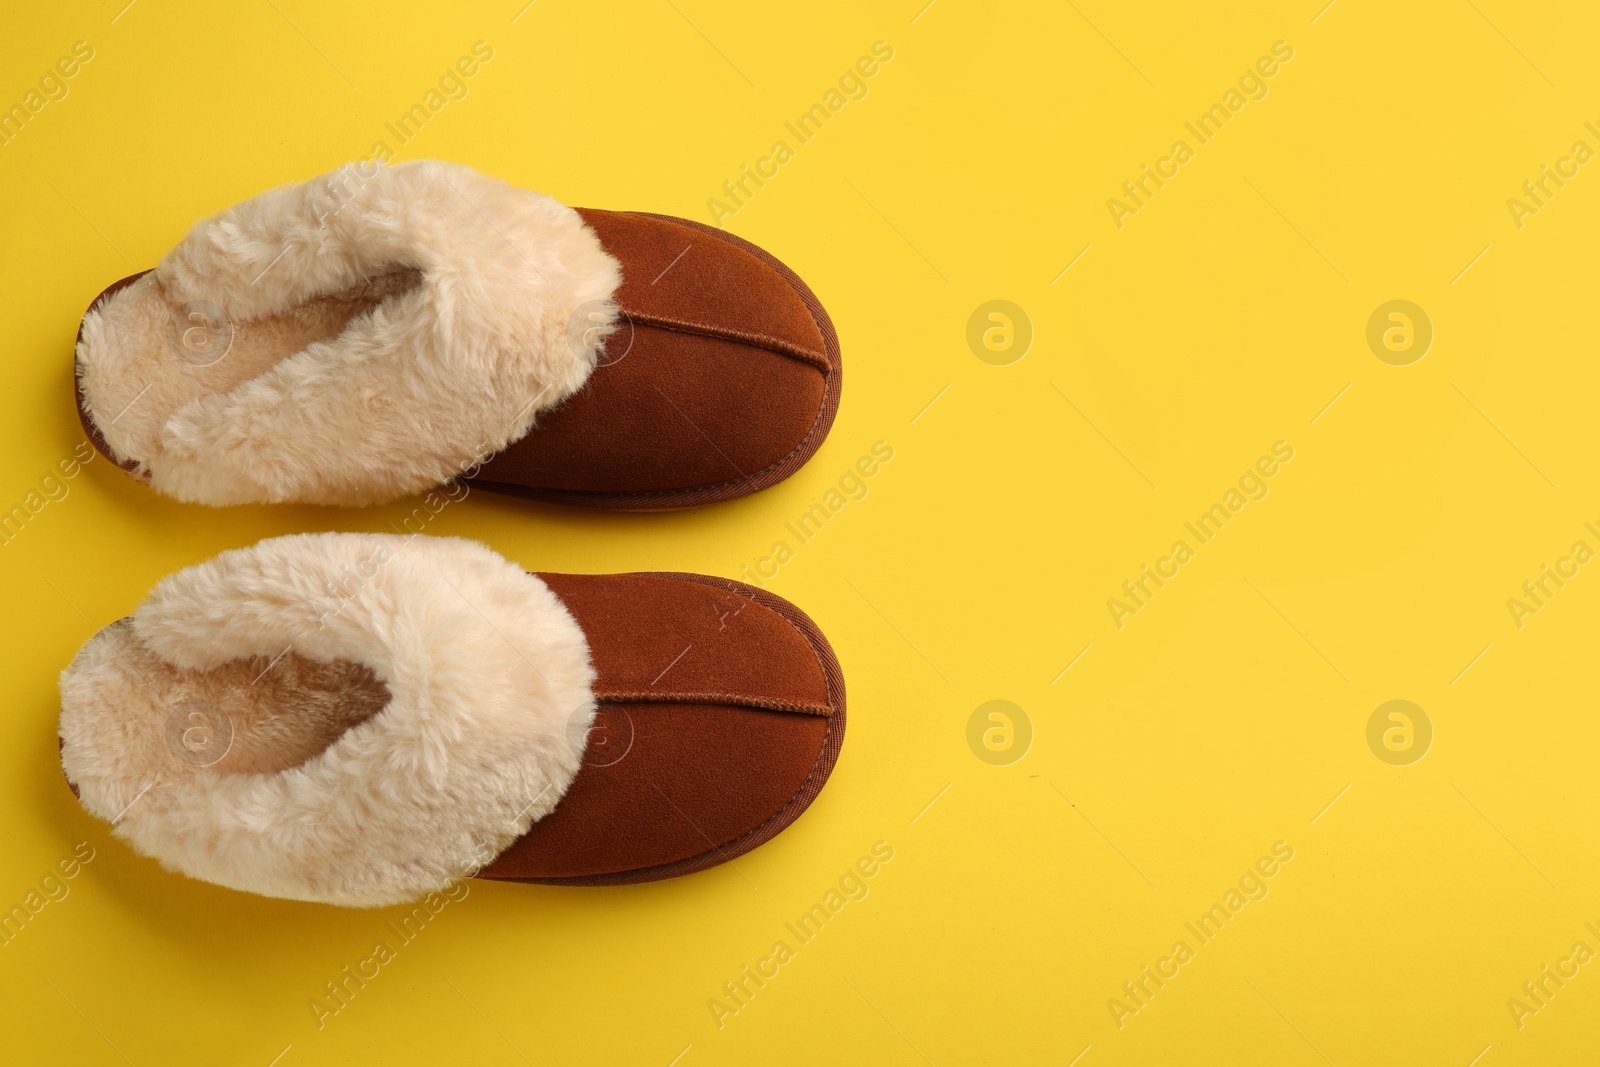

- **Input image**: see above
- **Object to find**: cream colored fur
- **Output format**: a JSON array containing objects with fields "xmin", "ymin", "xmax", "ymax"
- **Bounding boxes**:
[
  {"xmin": 58, "ymin": 533, "xmax": 596, "ymax": 907},
  {"xmin": 75, "ymin": 160, "xmax": 621, "ymax": 505}
]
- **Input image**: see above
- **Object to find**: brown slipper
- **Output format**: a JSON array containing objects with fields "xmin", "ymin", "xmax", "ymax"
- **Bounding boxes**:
[
  {"xmin": 57, "ymin": 533, "xmax": 844, "ymax": 905},
  {"xmin": 72, "ymin": 160, "xmax": 839, "ymax": 509}
]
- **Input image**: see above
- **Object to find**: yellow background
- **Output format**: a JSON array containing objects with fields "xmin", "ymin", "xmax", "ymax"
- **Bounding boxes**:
[{"xmin": 2, "ymin": 0, "xmax": 1597, "ymax": 1062}]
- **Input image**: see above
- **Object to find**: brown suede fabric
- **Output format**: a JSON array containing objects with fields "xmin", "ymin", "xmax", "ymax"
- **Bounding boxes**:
[
  {"xmin": 475, "ymin": 328, "xmax": 823, "ymax": 494},
  {"xmin": 541, "ymin": 572, "xmax": 830, "ymax": 714},
  {"xmin": 479, "ymin": 573, "xmax": 845, "ymax": 885},
  {"xmin": 468, "ymin": 211, "xmax": 841, "ymax": 509},
  {"xmin": 578, "ymin": 209, "xmax": 827, "ymax": 365}
]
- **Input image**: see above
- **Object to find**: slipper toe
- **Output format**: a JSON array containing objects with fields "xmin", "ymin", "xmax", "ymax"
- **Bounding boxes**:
[
  {"xmin": 467, "ymin": 210, "xmax": 842, "ymax": 510},
  {"xmin": 479, "ymin": 571, "xmax": 845, "ymax": 884}
]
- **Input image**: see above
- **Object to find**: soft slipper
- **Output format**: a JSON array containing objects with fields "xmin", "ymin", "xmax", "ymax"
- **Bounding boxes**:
[
  {"xmin": 73, "ymin": 160, "xmax": 840, "ymax": 510},
  {"xmin": 57, "ymin": 533, "xmax": 844, "ymax": 905}
]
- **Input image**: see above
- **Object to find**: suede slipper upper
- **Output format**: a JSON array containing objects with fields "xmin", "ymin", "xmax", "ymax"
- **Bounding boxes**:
[
  {"xmin": 57, "ymin": 533, "xmax": 844, "ymax": 906},
  {"xmin": 73, "ymin": 160, "xmax": 839, "ymax": 510}
]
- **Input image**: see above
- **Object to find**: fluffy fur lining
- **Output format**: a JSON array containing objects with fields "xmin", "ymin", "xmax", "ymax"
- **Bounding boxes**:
[
  {"xmin": 75, "ymin": 160, "xmax": 621, "ymax": 505},
  {"xmin": 58, "ymin": 533, "xmax": 596, "ymax": 907}
]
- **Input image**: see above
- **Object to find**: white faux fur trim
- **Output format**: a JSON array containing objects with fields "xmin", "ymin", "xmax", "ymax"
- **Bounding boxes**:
[
  {"xmin": 58, "ymin": 533, "xmax": 596, "ymax": 907},
  {"xmin": 75, "ymin": 160, "xmax": 621, "ymax": 506}
]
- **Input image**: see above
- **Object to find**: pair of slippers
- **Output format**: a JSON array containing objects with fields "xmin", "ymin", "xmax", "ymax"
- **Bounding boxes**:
[{"xmin": 59, "ymin": 161, "xmax": 845, "ymax": 907}]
